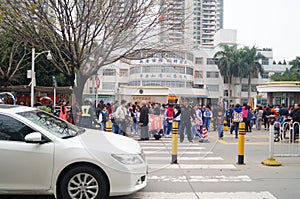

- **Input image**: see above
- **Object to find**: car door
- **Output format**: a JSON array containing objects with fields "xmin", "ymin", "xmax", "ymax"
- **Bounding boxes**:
[{"xmin": 0, "ymin": 114, "xmax": 54, "ymax": 191}]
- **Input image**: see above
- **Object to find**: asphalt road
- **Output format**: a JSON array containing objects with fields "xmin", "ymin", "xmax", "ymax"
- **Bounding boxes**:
[{"xmin": 2, "ymin": 129, "xmax": 300, "ymax": 199}]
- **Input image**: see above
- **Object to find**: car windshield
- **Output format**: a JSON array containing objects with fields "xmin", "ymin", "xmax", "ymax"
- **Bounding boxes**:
[{"xmin": 17, "ymin": 110, "xmax": 84, "ymax": 138}]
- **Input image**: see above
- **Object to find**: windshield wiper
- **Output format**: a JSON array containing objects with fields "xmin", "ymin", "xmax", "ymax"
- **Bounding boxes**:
[
  {"xmin": 62, "ymin": 135, "xmax": 76, "ymax": 139},
  {"xmin": 78, "ymin": 127, "xmax": 86, "ymax": 133}
]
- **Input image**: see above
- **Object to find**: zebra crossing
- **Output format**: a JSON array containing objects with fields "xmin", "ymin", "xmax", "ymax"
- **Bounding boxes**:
[
  {"xmin": 128, "ymin": 138, "xmax": 277, "ymax": 199},
  {"xmin": 140, "ymin": 139, "xmax": 243, "ymax": 178}
]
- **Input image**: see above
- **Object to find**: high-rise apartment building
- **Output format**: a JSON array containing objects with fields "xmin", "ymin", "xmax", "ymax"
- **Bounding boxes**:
[{"xmin": 159, "ymin": 0, "xmax": 223, "ymax": 49}]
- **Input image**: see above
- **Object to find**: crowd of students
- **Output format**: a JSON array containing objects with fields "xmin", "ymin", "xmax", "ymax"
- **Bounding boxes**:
[
  {"xmin": 57, "ymin": 99, "xmax": 222, "ymax": 142},
  {"xmin": 56, "ymin": 98, "xmax": 300, "ymax": 143},
  {"xmin": 226, "ymin": 103, "xmax": 300, "ymax": 142}
]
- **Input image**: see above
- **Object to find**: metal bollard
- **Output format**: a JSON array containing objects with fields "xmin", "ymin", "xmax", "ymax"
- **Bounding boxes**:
[
  {"xmin": 237, "ymin": 122, "xmax": 245, "ymax": 164},
  {"xmin": 171, "ymin": 129, "xmax": 178, "ymax": 164}
]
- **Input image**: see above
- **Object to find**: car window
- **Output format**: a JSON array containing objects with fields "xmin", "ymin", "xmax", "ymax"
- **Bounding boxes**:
[
  {"xmin": 0, "ymin": 114, "xmax": 34, "ymax": 141},
  {"xmin": 17, "ymin": 110, "xmax": 80, "ymax": 138}
]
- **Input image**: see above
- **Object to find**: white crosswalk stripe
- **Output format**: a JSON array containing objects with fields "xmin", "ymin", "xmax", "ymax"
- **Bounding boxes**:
[
  {"xmin": 146, "ymin": 156, "xmax": 223, "ymax": 161},
  {"xmin": 144, "ymin": 151, "xmax": 213, "ymax": 154},
  {"xmin": 148, "ymin": 175, "xmax": 251, "ymax": 182},
  {"xmin": 148, "ymin": 164, "xmax": 236, "ymax": 170},
  {"xmin": 142, "ymin": 146, "xmax": 205, "ymax": 150},
  {"xmin": 129, "ymin": 191, "xmax": 277, "ymax": 199},
  {"xmin": 134, "ymin": 139, "xmax": 276, "ymax": 198}
]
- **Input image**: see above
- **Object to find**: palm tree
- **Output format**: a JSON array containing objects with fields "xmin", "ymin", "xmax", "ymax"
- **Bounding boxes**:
[
  {"xmin": 289, "ymin": 56, "xmax": 300, "ymax": 72},
  {"xmin": 240, "ymin": 46, "xmax": 264, "ymax": 102},
  {"xmin": 234, "ymin": 48, "xmax": 246, "ymax": 100},
  {"xmin": 214, "ymin": 44, "xmax": 238, "ymax": 103}
]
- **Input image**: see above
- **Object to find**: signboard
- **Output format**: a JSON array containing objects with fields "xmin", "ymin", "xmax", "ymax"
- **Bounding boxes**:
[{"xmin": 149, "ymin": 114, "xmax": 163, "ymax": 131}]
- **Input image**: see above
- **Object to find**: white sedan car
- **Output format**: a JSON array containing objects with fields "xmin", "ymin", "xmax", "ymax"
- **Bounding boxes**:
[{"xmin": 0, "ymin": 104, "xmax": 147, "ymax": 199}]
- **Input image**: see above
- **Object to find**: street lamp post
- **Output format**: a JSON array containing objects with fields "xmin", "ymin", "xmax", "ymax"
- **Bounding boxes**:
[{"xmin": 31, "ymin": 48, "xmax": 52, "ymax": 107}]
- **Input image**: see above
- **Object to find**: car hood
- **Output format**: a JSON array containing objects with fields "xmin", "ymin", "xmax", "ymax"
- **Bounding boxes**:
[{"xmin": 77, "ymin": 129, "xmax": 142, "ymax": 154}]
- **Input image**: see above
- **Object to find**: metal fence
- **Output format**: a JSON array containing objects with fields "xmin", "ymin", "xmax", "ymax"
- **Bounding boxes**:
[{"xmin": 273, "ymin": 121, "xmax": 300, "ymax": 157}]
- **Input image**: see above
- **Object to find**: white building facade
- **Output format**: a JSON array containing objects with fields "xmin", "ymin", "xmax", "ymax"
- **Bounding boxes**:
[
  {"xmin": 83, "ymin": 29, "xmax": 292, "ymax": 107},
  {"xmin": 159, "ymin": 0, "xmax": 223, "ymax": 49}
]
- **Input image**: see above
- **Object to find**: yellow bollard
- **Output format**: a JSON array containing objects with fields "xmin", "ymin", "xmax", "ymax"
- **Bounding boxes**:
[
  {"xmin": 172, "ymin": 128, "xmax": 178, "ymax": 164},
  {"xmin": 238, "ymin": 122, "xmax": 245, "ymax": 164},
  {"xmin": 172, "ymin": 121, "xmax": 178, "ymax": 133},
  {"xmin": 106, "ymin": 121, "xmax": 112, "ymax": 132},
  {"xmin": 224, "ymin": 119, "xmax": 228, "ymax": 131}
]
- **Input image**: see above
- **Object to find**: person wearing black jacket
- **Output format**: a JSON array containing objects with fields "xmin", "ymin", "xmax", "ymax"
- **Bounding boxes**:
[
  {"xmin": 139, "ymin": 100, "xmax": 149, "ymax": 141},
  {"xmin": 262, "ymin": 106, "xmax": 272, "ymax": 130},
  {"xmin": 290, "ymin": 103, "xmax": 300, "ymax": 142},
  {"xmin": 175, "ymin": 99, "xmax": 195, "ymax": 143}
]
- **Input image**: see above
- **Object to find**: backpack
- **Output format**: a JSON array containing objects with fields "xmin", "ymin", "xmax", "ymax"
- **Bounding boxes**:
[{"xmin": 233, "ymin": 111, "xmax": 243, "ymax": 122}]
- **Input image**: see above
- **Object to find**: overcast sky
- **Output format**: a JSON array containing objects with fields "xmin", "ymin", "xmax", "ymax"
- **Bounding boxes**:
[{"xmin": 224, "ymin": 0, "xmax": 300, "ymax": 62}]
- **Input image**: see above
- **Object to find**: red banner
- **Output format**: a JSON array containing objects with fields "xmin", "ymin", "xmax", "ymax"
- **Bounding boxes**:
[{"xmin": 149, "ymin": 114, "xmax": 163, "ymax": 131}]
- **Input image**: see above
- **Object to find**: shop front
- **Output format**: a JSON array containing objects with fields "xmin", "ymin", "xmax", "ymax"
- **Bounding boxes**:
[{"xmin": 257, "ymin": 81, "xmax": 300, "ymax": 107}]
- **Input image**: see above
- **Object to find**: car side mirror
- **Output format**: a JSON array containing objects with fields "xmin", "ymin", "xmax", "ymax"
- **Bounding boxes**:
[{"xmin": 25, "ymin": 132, "xmax": 42, "ymax": 143}]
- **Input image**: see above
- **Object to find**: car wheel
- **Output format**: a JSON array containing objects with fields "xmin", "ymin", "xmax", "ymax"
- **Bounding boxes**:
[{"xmin": 57, "ymin": 166, "xmax": 109, "ymax": 199}]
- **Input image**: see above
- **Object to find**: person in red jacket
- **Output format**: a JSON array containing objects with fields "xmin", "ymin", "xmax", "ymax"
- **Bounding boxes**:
[
  {"xmin": 59, "ymin": 100, "xmax": 68, "ymax": 121},
  {"xmin": 165, "ymin": 104, "xmax": 175, "ymax": 137}
]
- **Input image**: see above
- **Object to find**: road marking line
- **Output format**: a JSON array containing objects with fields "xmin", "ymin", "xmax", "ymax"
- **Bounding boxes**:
[
  {"xmin": 144, "ymin": 151, "xmax": 213, "ymax": 155},
  {"xmin": 148, "ymin": 175, "xmax": 251, "ymax": 182},
  {"xmin": 148, "ymin": 164, "xmax": 236, "ymax": 169},
  {"xmin": 139, "ymin": 143, "xmax": 199, "ymax": 146},
  {"xmin": 146, "ymin": 157, "xmax": 223, "ymax": 161},
  {"xmin": 129, "ymin": 191, "xmax": 276, "ymax": 199},
  {"xmin": 142, "ymin": 146, "xmax": 205, "ymax": 150}
]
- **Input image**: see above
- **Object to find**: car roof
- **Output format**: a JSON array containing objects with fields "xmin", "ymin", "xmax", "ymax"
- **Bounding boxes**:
[{"xmin": 0, "ymin": 104, "xmax": 36, "ymax": 114}]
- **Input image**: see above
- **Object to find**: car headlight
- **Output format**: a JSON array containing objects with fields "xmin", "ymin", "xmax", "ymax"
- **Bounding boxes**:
[{"xmin": 111, "ymin": 154, "xmax": 144, "ymax": 165}]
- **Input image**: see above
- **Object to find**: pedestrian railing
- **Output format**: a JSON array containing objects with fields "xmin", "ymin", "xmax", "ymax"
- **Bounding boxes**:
[{"xmin": 273, "ymin": 121, "xmax": 300, "ymax": 157}]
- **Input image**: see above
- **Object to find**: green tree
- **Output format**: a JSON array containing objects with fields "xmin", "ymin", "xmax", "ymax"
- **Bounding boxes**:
[
  {"xmin": 240, "ymin": 46, "xmax": 264, "ymax": 101},
  {"xmin": 0, "ymin": 0, "xmax": 166, "ymax": 106},
  {"xmin": 270, "ymin": 56, "xmax": 300, "ymax": 81},
  {"xmin": 214, "ymin": 44, "xmax": 239, "ymax": 102},
  {"xmin": 289, "ymin": 56, "xmax": 300, "ymax": 73},
  {"xmin": 0, "ymin": 26, "xmax": 70, "ymax": 87}
]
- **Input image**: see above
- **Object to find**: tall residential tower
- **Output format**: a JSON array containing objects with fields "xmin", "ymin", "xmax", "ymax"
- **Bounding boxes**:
[{"xmin": 160, "ymin": 0, "xmax": 223, "ymax": 49}]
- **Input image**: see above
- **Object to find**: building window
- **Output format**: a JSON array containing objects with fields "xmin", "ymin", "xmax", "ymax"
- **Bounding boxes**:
[
  {"xmin": 119, "ymin": 69, "xmax": 128, "ymax": 77},
  {"xmin": 129, "ymin": 81, "xmax": 141, "ymax": 86},
  {"xmin": 103, "ymin": 69, "xmax": 116, "ymax": 76},
  {"xmin": 207, "ymin": 58, "xmax": 218, "ymax": 65},
  {"xmin": 194, "ymin": 70, "xmax": 203, "ymax": 78},
  {"xmin": 130, "ymin": 67, "xmax": 141, "ymax": 74},
  {"xmin": 186, "ymin": 67, "xmax": 193, "ymax": 75},
  {"xmin": 102, "ymin": 82, "xmax": 115, "ymax": 90},
  {"xmin": 224, "ymin": 90, "xmax": 229, "ymax": 97},
  {"xmin": 242, "ymin": 84, "xmax": 259, "ymax": 92},
  {"xmin": 206, "ymin": 71, "xmax": 219, "ymax": 78},
  {"xmin": 141, "ymin": 80, "xmax": 186, "ymax": 88},
  {"xmin": 207, "ymin": 84, "xmax": 219, "ymax": 92},
  {"xmin": 195, "ymin": 57, "xmax": 203, "ymax": 65},
  {"xmin": 241, "ymin": 84, "xmax": 248, "ymax": 92},
  {"xmin": 142, "ymin": 66, "xmax": 152, "ymax": 73},
  {"xmin": 89, "ymin": 87, "xmax": 96, "ymax": 93},
  {"xmin": 261, "ymin": 72, "xmax": 269, "ymax": 79},
  {"xmin": 251, "ymin": 85, "xmax": 258, "ymax": 92},
  {"xmin": 262, "ymin": 58, "xmax": 269, "ymax": 65}
]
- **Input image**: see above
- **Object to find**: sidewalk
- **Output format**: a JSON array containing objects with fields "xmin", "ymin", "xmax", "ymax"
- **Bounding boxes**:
[
  {"xmin": 205, "ymin": 128, "xmax": 300, "ymax": 167},
  {"xmin": 212, "ymin": 128, "xmax": 270, "ymax": 145}
]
